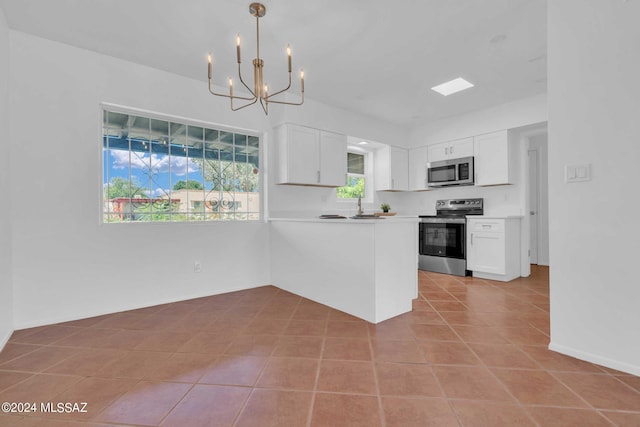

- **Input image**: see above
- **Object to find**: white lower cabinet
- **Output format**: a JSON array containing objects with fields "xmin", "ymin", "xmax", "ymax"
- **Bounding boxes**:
[
  {"xmin": 270, "ymin": 219, "xmax": 418, "ymax": 323},
  {"xmin": 467, "ymin": 217, "xmax": 521, "ymax": 281}
]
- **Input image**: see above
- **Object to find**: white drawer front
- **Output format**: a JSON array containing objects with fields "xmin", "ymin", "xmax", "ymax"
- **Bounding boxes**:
[{"xmin": 469, "ymin": 220, "xmax": 505, "ymax": 233}]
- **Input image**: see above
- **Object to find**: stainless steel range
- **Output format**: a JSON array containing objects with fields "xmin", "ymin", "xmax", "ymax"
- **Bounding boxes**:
[{"xmin": 419, "ymin": 198, "xmax": 484, "ymax": 276}]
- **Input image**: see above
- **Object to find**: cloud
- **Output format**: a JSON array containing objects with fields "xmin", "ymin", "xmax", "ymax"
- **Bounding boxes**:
[
  {"xmin": 109, "ymin": 150, "xmax": 199, "ymax": 176},
  {"xmin": 152, "ymin": 188, "xmax": 171, "ymax": 197}
]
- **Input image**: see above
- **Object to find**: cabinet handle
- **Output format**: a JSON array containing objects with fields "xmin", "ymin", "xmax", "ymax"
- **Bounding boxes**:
[
  {"xmin": 482, "ymin": 224, "xmax": 491, "ymax": 229},
  {"xmin": 470, "ymin": 233, "xmax": 473, "ymax": 246},
  {"xmin": 391, "ymin": 178, "xmax": 395, "ymax": 189},
  {"xmin": 317, "ymin": 171, "xmax": 320, "ymax": 183},
  {"xmin": 450, "ymin": 145, "xmax": 454, "ymax": 155},
  {"xmin": 445, "ymin": 147, "xmax": 449, "ymax": 155}
]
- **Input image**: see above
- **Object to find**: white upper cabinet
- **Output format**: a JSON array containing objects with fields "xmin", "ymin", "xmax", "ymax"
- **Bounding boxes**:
[
  {"xmin": 408, "ymin": 146, "xmax": 430, "ymax": 191},
  {"xmin": 375, "ymin": 145, "xmax": 408, "ymax": 191},
  {"xmin": 318, "ymin": 130, "xmax": 349, "ymax": 187},
  {"xmin": 427, "ymin": 137, "xmax": 474, "ymax": 163},
  {"xmin": 473, "ymin": 130, "xmax": 513, "ymax": 186},
  {"xmin": 275, "ymin": 124, "xmax": 347, "ymax": 187}
]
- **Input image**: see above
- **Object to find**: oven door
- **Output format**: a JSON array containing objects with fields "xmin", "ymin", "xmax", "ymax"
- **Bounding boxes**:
[{"xmin": 419, "ymin": 218, "xmax": 466, "ymax": 259}]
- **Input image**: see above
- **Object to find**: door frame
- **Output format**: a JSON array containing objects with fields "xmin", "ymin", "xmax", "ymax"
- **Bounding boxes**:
[{"xmin": 518, "ymin": 123, "xmax": 549, "ymax": 271}]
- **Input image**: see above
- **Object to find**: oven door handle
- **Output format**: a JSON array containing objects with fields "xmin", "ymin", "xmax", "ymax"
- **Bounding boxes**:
[{"xmin": 420, "ymin": 217, "xmax": 466, "ymax": 224}]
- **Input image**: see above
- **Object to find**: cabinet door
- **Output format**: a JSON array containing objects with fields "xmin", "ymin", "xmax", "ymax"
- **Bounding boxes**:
[
  {"xmin": 409, "ymin": 146, "xmax": 429, "ymax": 191},
  {"xmin": 474, "ymin": 130, "xmax": 511, "ymax": 186},
  {"xmin": 427, "ymin": 142, "xmax": 449, "ymax": 163},
  {"xmin": 449, "ymin": 137, "xmax": 474, "ymax": 158},
  {"xmin": 390, "ymin": 147, "xmax": 408, "ymax": 191},
  {"xmin": 286, "ymin": 125, "xmax": 319, "ymax": 184},
  {"xmin": 319, "ymin": 131, "xmax": 347, "ymax": 186},
  {"xmin": 468, "ymin": 230, "xmax": 506, "ymax": 274}
]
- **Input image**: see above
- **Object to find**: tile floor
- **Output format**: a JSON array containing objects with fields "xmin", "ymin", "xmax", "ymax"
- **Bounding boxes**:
[{"xmin": 0, "ymin": 266, "xmax": 639, "ymax": 426}]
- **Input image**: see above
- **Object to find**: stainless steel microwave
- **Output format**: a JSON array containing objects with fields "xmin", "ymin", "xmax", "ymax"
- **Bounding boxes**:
[{"xmin": 427, "ymin": 156, "xmax": 474, "ymax": 187}]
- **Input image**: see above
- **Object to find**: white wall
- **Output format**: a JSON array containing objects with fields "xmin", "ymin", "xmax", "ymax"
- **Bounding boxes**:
[
  {"xmin": 0, "ymin": 7, "xmax": 14, "ymax": 346},
  {"xmin": 8, "ymin": 31, "xmax": 275, "ymax": 328},
  {"xmin": 548, "ymin": 0, "xmax": 640, "ymax": 375},
  {"xmin": 407, "ymin": 93, "xmax": 547, "ymax": 149},
  {"xmin": 8, "ymin": 31, "xmax": 405, "ymax": 329}
]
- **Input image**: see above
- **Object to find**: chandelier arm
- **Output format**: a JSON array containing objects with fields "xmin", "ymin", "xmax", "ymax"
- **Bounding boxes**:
[
  {"xmin": 259, "ymin": 97, "xmax": 269, "ymax": 115},
  {"xmin": 230, "ymin": 96, "xmax": 259, "ymax": 111},
  {"xmin": 264, "ymin": 73, "xmax": 292, "ymax": 100},
  {"xmin": 209, "ymin": 80, "xmax": 255, "ymax": 101},
  {"xmin": 207, "ymin": 80, "xmax": 230, "ymax": 97},
  {"xmin": 263, "ymin": 92, "xmax": 304, "ymax": 106},
  {"xmin": 237, "ymin": 63, "xmax": 256, "ymax": 96}
]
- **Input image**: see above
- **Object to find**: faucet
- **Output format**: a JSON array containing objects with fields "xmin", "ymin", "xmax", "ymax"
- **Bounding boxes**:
[{"xmin": 357, "ymin": 196, "xmax": 363, "ymax": 215}]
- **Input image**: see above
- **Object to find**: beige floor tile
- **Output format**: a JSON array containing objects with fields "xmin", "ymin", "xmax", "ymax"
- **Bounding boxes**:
[
  {"xmin": 235, "ymin": 389, "xmax": 312, "ymax": 427},
  {"xmin": 311, "ymin": 393, "xmax": 382, "ymax": 427}
]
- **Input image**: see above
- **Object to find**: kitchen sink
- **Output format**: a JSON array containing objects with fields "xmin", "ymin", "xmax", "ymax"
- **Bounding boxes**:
[{"xmin": 350, "ymin": 214, "xmax": 384, "ymax": 219}]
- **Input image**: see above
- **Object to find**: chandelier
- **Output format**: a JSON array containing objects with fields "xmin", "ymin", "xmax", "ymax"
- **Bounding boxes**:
[{"xmin": 207, "ymin": 2, "xmax": 305, "ymax": 114}]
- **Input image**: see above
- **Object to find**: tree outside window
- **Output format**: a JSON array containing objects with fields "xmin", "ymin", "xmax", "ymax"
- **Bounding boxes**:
[
  {"xmin": 337, "ymin": 152, "xmax": 366, "ymax": 199},
  {"xmin": 102, "ymin": 109, "xmax": 260, "ymax": 223}
]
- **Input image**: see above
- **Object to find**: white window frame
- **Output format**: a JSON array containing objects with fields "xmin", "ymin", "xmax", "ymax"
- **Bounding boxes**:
[
  {"xmin": 100, "ymin": 103, "xmax": 262, "ymax": 224},
  {"xmin": 336, "ymin": 148, "xmax": 373, "ymax": 203}
]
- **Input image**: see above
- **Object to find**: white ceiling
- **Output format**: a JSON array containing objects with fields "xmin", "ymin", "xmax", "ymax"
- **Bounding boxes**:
[{"xmin": 0, "ymin": 0, "xmax": 547, "ymax": 126}]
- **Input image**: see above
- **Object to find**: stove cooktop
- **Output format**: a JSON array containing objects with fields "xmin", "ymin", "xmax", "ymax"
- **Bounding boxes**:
[{"xmin": 421, "ymin": 198, "xmax": 484, "ymax": 218}]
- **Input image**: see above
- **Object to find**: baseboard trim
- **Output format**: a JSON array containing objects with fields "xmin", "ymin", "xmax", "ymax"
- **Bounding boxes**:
[
  {"xmin": 548, "ymin": 341, "xmax": 640, "ymax": 376},
  {"xmin": 13, "ymin": 283, "xmax": 269, "ymax": 331},
  {"xmin": 0, "ymin": 329, "xmax": 13, "ymax": 353}
]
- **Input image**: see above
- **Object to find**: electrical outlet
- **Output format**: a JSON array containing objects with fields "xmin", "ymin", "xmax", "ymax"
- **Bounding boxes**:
[{"xmin": 194, "ymin": 261, "xmax": 202, "ymax": 273}]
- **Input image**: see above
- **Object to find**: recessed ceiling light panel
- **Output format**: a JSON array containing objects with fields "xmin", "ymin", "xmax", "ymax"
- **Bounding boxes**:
[{"xmin": 431, "ymin": 77, "xmax": 474, "ymax": 96}]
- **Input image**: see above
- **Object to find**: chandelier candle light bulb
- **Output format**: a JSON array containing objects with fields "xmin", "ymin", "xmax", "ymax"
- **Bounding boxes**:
[
  {"xmin": 236, "ymin": 34, "xmax": 241, "ymax": 63},
  {"xmin": 206, "ymin": 2, "xmax": 304, "ymax": 114}
]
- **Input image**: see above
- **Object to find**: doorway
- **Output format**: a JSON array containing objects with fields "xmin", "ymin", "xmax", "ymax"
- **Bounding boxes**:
[{"xmin": 527, "ymin": 133, "xmax": 549, "ymax": 266}]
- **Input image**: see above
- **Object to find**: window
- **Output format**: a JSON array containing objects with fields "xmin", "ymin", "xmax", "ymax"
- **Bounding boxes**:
[
  {"xmin": 102, "ymin": 108, "xmax": 260, "ymax": 222},
  {"xmin": 336, "ymin": 151, "xmax": 366, "ymax": 199}
]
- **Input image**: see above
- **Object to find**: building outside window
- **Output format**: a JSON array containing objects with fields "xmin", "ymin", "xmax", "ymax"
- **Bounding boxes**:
[{"xmin": 102, "ymin": 108, "xmax": 260, "ymax": 223}]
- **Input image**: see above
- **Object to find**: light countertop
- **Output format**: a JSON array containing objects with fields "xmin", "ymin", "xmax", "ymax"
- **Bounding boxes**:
[
  {"xmin": 269, "ymin": 216, "xmax": 418, "ymax": 224},
  {"xmin": 466, "ymin": 215, "xmax": 524, "ymax": 219}
]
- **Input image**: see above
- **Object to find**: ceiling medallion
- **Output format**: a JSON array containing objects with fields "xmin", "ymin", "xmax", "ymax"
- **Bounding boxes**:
[{"xmin": 207, "ymin": 2, "xmax": 304, "ymax": 114}]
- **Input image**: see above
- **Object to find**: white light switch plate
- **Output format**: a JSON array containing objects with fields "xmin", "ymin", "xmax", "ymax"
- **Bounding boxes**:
[{"xmin": 565, "ymin": 164, "xmax": 591, "ymax": 183}]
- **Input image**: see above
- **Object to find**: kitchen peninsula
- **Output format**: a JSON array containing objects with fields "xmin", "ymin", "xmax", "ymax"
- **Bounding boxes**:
[{"xmin": 270, "ymin": 217, "xmax": 418, "ymax": 323}]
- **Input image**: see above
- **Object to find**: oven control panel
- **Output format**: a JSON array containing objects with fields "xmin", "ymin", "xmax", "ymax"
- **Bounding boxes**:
[{"xmin": 436, "ymin": 198, "xmax": 483, "ymax": 210}]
